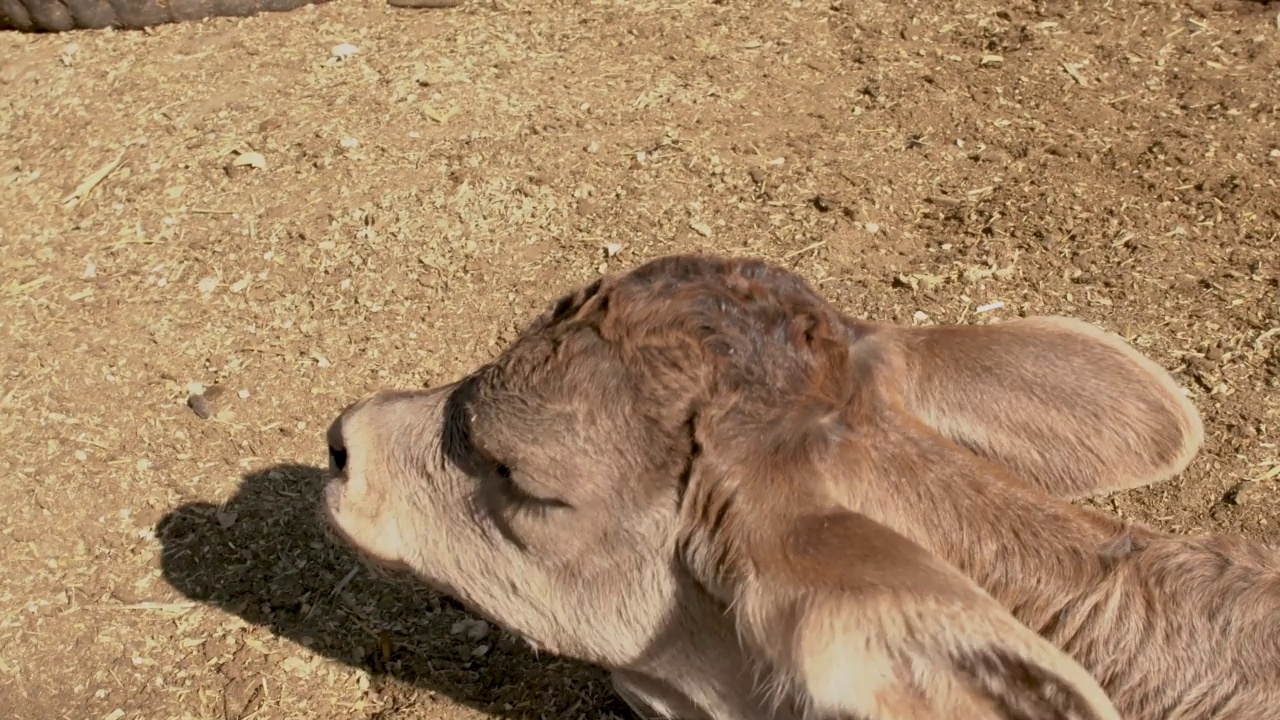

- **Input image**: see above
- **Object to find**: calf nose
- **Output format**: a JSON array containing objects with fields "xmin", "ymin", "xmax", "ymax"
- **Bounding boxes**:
[
  {"xmin": 326, "ymin": 415, "xmax": 348, "ymax": 473},
  {"xmin": 329, "ymin": 443, "xmax": 348, "ymax": 473}
]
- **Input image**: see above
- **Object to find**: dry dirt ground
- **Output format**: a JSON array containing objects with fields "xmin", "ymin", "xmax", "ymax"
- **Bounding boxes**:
[{"xmin": 1, "ymin": 0, "xmax": 1278, "ymax": 718}]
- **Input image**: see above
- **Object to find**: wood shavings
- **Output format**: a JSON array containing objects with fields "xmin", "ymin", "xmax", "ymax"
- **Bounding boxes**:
[
  {"xmin": 1062, "ymin": 62, "xmax": 1088, "ymax": 86},
  {"xmin": 62, "ymin": 151, "xmax": 126, "ymax": 208}
]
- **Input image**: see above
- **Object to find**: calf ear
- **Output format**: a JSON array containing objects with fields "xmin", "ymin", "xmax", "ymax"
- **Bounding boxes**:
[
  {"xmin": 679, "ymin": 406, "xmax": 1119, "ymax": 718},
  {"xmin": 856, "ymin": 316, "xmax": 1204, "ymax": 498},
  {"xmin": 684, "ymin": 503, "xmax": 1120, "ymax": 720}
]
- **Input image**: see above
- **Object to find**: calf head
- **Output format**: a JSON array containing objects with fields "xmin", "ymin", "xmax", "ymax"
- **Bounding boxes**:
[{"xmin": 322, "ymin": 254, "xmax": 1134, "ymax": 720}]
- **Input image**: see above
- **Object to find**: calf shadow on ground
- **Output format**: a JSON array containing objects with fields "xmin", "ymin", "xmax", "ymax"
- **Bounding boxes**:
[{"xmin": 157, "ymin": 463, "xmax": 632, "ymax": 720}]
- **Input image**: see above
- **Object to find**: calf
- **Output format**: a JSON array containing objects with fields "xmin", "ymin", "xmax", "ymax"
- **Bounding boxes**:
[{"xmin": 322, "ymin": 254, "xmax": 1276, "ymax": 720}]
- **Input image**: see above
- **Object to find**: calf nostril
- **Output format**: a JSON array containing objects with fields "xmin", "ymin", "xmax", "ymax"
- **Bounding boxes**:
[{"xmin": 329, "ymin": 444, "xmax": 348, "ymax": 472}]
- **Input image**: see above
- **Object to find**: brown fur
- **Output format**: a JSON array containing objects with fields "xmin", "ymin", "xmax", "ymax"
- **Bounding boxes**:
[{"xmin": 322, "ymin": 254, "xmax": 1272, "ymax": 720}]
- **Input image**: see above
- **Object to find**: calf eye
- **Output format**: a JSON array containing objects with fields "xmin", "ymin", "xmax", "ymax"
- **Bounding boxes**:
[{"xmin": 492, "ymin": 463, "xmax": 572, "ymax": 510}]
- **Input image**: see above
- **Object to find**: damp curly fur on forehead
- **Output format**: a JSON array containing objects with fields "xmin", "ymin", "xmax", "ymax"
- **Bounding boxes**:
[
  {"xmin": 555, "ymin": 254, "xmax": 838, "ymax": 339},
  {"xmin": 528, "ymin": 254, "xmax": 863, "ymax": 411}
]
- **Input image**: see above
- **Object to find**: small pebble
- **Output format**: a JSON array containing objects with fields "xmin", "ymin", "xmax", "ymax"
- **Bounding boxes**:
[
  {"xmin": 331, "ymin": 43, "xmax": 359, "ymax": 60},
  {"xmin": 1231, "ymin": 423, "xmax": 1257, "ymax": 439},
  {"xmin": 59, "ymin": 43, "xmax": 79, "ymax": 66},
  {"xmin": 1223, "ymin": 481, "xmax": 1267, "ymax": 507},
  {"xmin": 187, "ymin": 394, "xmax": 213, "ymax": 419},
  {"xmin": 465, "ymin": 620, "xmax": 490, "ymax": 642}
]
